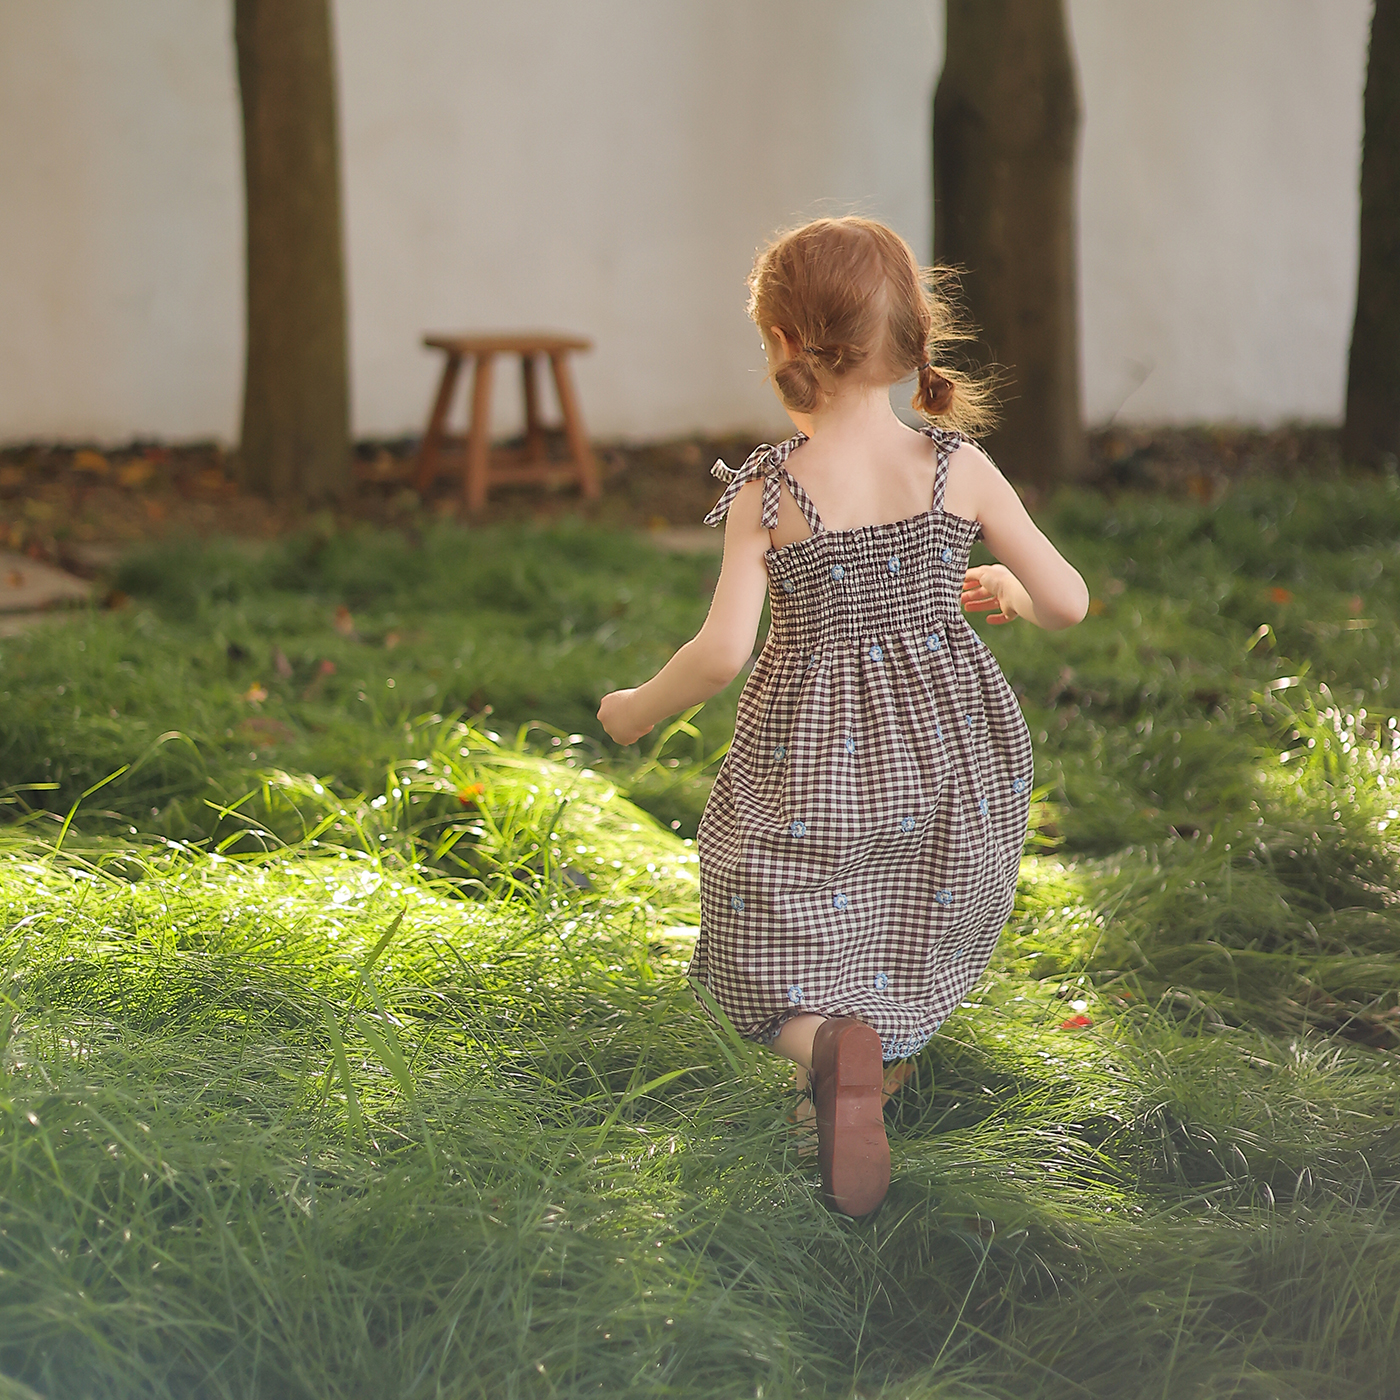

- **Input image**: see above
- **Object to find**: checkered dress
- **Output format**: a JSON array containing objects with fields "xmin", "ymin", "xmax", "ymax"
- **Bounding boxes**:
[{"xmin": 688, "ymin": 427, "xmax": 1032, "ymax": 1061}]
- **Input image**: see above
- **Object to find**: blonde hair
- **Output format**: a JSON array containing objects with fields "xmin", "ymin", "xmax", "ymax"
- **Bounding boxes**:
[{"xmin": 747, "ymin": 216, "xmax": 996, "ymax": 436}]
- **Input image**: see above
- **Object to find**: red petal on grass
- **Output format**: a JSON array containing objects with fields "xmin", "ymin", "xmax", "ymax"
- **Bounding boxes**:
[
  {"xmin": 457, "ymin": 782, "xmax": 486, "ymax": 807},
  {"xmin": 1059, "ymin": 1013, "xmax": 1093, "ymax": 1030}
]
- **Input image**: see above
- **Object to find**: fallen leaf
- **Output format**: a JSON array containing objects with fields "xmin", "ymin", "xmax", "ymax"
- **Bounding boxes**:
[
  {"xmin": 116, "ymin": 459, "xmax": 155, "ymax": 489},
  {"xmin": 384, "ymin": 631, "xmax": 400, "ymax": 650},
  {"xmin": 273, "ymin": 647, "xmax": 293, "ymax": 679},
  {"xmin": 318, "ymin": 658, "xmax": 336, "ymax": 675},
  {"xmin": 243, "ymin": 682, "xmax": 268, "ymax": 704},
  {"xmin": 1087, "ymin": 598, "xmax": 1106, "ymax": 616},
  {"xmin": 0, "ymin": 466, "xmax": 23, "ymax": 489},
  {"xmin": 72, "ymin": 449, "xmax": 109, "ymax": 474},
  {"xmin": 5, "ymin": 570, "xmax": 23, "ymax": 589},
  {"xmin": 333, "ymin": 606, "xmax": 355, "ymax": 637},
  {"xmin": 1269, "ymin": 587, "xmax": 1293, "ymax": 605},
  {"xmin": 1059, "ymin": 1013, "xmax": 1093, "ymax": 1030}
]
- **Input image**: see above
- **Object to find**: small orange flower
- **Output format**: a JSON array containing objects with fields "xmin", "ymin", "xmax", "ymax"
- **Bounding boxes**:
[
  {"xmin": 243, "ymin": 682, "xmax": 268, "ymax": 704},
  {"xmin": 1059, "ymin": 1013, "xmax": 1093, "ymax": 1030},
  {"xmin": 1269, "ymin": 587, "xmax": 1293, "ymax": 605},
  {"xmin": 457, "ymin": 782, "xmax": 486, "ymax": 807}
]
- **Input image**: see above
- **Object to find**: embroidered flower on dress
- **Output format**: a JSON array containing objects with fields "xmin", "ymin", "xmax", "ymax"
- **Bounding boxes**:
[
  {"xmin": 873, "ymin": 971, "xmax": 890, "ymax": 991},
  {"xmin": 832, "ymin": 891, "xmax": 850, "ymax": 911},
  {"xmin": 899, "ymin": 815, "xmax": 916, "ymax": 833},
  {"xmin": 978, "ymin": 797, "xmax": 988, "ymax": 816},
  {"xmin": 1012, "ymin": 776, "xmax": 1026, "ymax": 793},
  {"xmin": 887, "ymin": 556, "xmax": 900, "ymax": 575},
  {"xmin": 730, "ymin": 894, "xmax": 745, "ymax": 912},
  {"xmin": 773, "ymin": 744, "xmax": 787, "ymax": 762},
  {"xmin": 780, "ymin": 579, "xmax": 795, "ymax": 594},
  {"xmin": 941, "ymin": 548, "xmax": 953, "ymax": 564},
  {"xmin": 787, "ymin": 984, "xmax": 804, "ymax": 1005},
  {"xmin": 869, "ymin": 644, "xmax": 884, "ymax": 662},
  {"xmin": 844, "ymin": 736, "xmax": 856, "ymax": 755},
  {"xmin": 830, "ymin": 564, "xmax": 845, "ymax": 581},
  {"xmin": 934, "ymin": 889, "xmax": 953, "ymax": 906},
  {"xmin": 789, "ymin": 819, "xmax": 807, "ymax": 839},
  {"xmin": 926, "ymin": 634, "xmax": 941, "ymax": 652}
]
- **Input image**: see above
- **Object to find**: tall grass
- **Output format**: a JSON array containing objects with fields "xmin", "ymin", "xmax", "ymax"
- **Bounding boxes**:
[{"xmin": 1, "ymin": 471, "xmax": 1399, "ymax": 1396}]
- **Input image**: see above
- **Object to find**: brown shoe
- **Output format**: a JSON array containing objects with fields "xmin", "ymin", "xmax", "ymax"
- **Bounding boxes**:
[{"xmin": 811, "ymin": 1017, "xmax": 890, "ymax": 1216}]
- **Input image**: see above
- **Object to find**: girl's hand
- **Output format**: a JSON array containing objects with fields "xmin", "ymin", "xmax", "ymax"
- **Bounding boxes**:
[
  {"xmin": 961, "ymin": 565, "xmax": 1023, "ymax": 624},
  {"xmin": 598, "ymin": 689, "xmax": 655, "ymax": 746}
]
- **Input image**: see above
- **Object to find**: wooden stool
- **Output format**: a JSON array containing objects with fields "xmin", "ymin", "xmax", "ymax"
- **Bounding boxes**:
[{"xmin": 414, "ymin": 332, "xmax": 601, "ymax": 513}]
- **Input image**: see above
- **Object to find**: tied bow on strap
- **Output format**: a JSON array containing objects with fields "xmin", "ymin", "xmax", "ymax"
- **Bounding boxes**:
[
  {"xmin": 703, "ymin": 436, "xmax": 807, "ymax": 529},
  {"xmin": 703, "ymin": 442, "xmax": 780, "ymax": 528}
]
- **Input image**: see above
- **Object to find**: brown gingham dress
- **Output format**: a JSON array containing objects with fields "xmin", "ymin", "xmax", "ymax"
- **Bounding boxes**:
[{"xmin": 689, "ymin": 427, "xmax": 1033, "ymax": 1061}]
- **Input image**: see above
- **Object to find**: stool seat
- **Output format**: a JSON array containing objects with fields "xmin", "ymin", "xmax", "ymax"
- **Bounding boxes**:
[{"xmin": 415, "ymin": 330, "xmax": 600, "ymax": 513}]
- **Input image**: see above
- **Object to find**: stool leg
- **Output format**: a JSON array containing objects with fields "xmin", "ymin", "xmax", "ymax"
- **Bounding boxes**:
[
  {"xmin": 415, "ymin": 352, "xmax": 462, "ymax": 493},
  {"xmin": 549, "ymin": 351, "xmax": 600, "ymax": 500},
  {"xmin": 521, "ymin": 353, "xmax": 546, "ymax": 464},
  {"xmin": 465, "ymin": 352, "xmax": 495, "ymax": 514}
]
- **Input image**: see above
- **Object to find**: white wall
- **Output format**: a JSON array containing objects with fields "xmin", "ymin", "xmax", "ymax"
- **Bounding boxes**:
[{"xmin": 0, "ymin": 0, "xmax": 1372, "ymax": 445}]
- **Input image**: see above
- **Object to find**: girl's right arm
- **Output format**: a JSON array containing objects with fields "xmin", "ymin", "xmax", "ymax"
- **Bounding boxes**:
[
  {"xmin": 951, "ymin": 442, "xmax": 1089, "ymax": 631},
  {"xmin": 598, "ymin": 479, "xmax": 771, "ymax": 745}
]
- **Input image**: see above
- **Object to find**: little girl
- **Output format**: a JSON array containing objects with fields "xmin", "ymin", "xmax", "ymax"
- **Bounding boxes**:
[{"xmin": 599, "ymin": 217, "xmax": 1087, "ymax": 1217}]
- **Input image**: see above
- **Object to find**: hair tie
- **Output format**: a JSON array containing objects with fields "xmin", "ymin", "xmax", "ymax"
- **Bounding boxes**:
[{"xmin": 803, "ymin": 344, "xmax": 820, "ymax": 355}]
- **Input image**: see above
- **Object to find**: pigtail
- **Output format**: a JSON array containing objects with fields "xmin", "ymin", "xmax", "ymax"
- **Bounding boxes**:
[
  {"xmin": 772, "ymin": 345, "xmax": 824, "ymax": 414},
  {"xmin": 914, "ymin": 362, "xmax": 956, "ymax": 416}
]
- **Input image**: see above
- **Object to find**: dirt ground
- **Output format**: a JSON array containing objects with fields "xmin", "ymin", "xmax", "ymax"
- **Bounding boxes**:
[{"xmin": 0, "ymin": 423, "xmax": 1350, "ymax": 578}]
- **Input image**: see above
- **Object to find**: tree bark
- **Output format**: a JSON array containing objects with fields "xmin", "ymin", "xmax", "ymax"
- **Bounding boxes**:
[
  {"xmin": 234, "ymin": 0, "xmax": 350, "ymax": 501},
  {"xmin": 1344, "ymin": 0, "xmax": 1400, "ymax": 469},
  {"xmin": 933, "ymin": 0, "xmax": 1086, "ymax": 488}
]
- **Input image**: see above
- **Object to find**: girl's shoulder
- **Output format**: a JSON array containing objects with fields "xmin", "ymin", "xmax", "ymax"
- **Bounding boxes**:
[{"xmin": 939, "ymin": 435, "xmax": 1003, "ymax": 524}]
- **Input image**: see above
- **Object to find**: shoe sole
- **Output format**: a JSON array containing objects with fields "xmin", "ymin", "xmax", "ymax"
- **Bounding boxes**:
[{"xmin": 813, "ymin": 1019, "xmax": 890, "ymax": 1217}]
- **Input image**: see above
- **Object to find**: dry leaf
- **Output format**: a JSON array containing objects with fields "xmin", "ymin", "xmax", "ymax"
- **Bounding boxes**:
[
  {"xmin": 273, "ymin": 647, "xmax": 293, "ymax": 678},
  {"xmin": 5, "ymin": 570, "xmax": 23, "ymax": 589},
  {"xmin": 72, "ymin": 449, "xmax": 109, "ymax": 474},
  {"xmin": 117, "ymin": 459, "xmax": 155, "ymax": 489},
  {"xmin": 333, "ymin": 606, "xmax": 355, "ymax": 637}
]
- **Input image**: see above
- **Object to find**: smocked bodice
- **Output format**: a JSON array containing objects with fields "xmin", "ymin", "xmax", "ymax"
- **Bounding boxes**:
[
  {"xmin": 762, "ymin": 509, "xmax": 981, "ymax": 647},
  {"xmin": 704, "ymin": 426, "xmax": 982, "ymax": 648}
]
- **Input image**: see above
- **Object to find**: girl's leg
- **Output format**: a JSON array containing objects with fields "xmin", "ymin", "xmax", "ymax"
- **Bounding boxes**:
[{"xmin": 772, "ymin": 1015, "xmax": 826, "ymax": 1150}]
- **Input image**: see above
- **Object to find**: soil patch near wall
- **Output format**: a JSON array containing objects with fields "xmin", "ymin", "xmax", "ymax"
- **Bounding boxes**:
[{"xmin": 0, "ymin": 423, "xmax": 1352, "ymax": 574}]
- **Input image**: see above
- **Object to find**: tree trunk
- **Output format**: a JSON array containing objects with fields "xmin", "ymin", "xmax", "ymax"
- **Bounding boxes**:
[
  {"xmin": 234, "ymin": 0, "xmax": 350, "ymax": 501},
  {"xmin": 1344, "ymin": 0, "xmax": 1400, "ymax": 469},
  {"xmin": 933, "ymin": 0, "xmax": 1086, "ymax": 488}
]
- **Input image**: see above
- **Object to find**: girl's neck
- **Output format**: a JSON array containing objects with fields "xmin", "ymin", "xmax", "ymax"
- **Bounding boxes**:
[{"xmin": 786, "ymin": 380, "xmax": 911, "ymax": 447}]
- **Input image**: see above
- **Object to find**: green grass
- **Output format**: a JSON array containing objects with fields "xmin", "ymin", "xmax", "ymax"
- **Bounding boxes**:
[{"xmin": 2, "ymin": 471, "xmax": 1400, "ymax": 1397}]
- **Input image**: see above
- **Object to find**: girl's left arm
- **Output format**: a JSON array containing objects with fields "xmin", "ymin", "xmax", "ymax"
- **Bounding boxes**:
[{"xmin": 598, "ymin": 479, "xmax": 771, "ymax": 745}]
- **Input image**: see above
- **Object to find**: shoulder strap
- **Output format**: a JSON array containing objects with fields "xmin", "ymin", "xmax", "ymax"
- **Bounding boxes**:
[
  {"xmin": 703, "ymin": 434, "xmax": 811, "ymax": 529},
  {"xmin": 768, "ymin": 435, "xmax": 824, "ymax": 534},
  {"xmin": 924, "ymin": 426, "xmax": 963, "ymax": 515}
]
